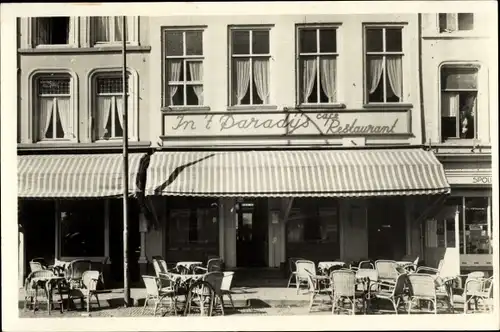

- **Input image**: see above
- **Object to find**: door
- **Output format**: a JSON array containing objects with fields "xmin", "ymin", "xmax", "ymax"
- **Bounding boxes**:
[
  {"xmin": 236, "ymin": 199, "xmax": 268, "ymax": 267},
  {"xmin": 368, "ymin": 197, "xmax": 406, "ymax": 260}
]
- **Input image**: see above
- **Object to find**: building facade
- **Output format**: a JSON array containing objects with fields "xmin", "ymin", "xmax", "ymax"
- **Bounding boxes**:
[
  {"xmin": 420, "ymin": 13, "xmax": 494, "ymax": 274},
  {"xmin": 140, "ymin": 13, "xmax": 447, "ymax": 270},
  {"xmin": 16, "ymin": 16, "xmax": 153, "ymax": 286},
  {"xmin": 17, "ymin": 11, "xmax": 494, "ymax": 286}
]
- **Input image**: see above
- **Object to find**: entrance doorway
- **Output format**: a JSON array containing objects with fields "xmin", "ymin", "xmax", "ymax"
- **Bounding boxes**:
[
  {"xmin": 368, "ymin": 197, "xmax": 406, "ymax": 260},
  {"xmin": 236, "ymin": 199, "xmax": 268, "ymax": 267}
]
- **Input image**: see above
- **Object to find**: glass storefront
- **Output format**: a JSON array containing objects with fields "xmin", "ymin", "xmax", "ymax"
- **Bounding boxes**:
[{"xmin": 441, "ymin": 195, "xmax": 493, "ymax": 254}]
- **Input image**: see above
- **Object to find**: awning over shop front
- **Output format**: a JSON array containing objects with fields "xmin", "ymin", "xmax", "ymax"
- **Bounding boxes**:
[
  {"xmin": 18, "ymin": 153, "xmax": 146, "ymax": 198},
  {"xmin": 145, "ymin": 149, "xmax": 450, "ymax": 197}
]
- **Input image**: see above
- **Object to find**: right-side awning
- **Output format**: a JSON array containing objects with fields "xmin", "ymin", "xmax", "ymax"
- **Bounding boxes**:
[{"xmin": 144, "ymin": 148, "xmax": 451, "ymax": 197}]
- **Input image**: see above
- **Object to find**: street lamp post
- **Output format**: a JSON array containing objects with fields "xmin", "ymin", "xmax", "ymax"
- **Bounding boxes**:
[{"xmin": 121, "ymin": 15, "xmax": 130, "ymax": 307}]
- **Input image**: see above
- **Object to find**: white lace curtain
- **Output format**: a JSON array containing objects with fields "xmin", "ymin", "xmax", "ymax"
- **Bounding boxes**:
[
  {"xmin": 319, "ymin": 57, "xmax": 337, "ymax": 103},
  {"xmin": 168, "ymin": 61, "xmax": 182, "ymax": 105},
  {"xmin": 94, "ymin": 16, "xmax": 132, "ymax": 42},
  {"xmin": 386, "ymin": 57, "xmax": 402, "ymax": 100},
  {"xmin": 235, "ymin": 59, "xmax": 251, "ymax": 105},
  {"xmin": 440, "ymin": 13, "xmax": 458, "ymax": 32},
  {"xmin": 97, "ymin": 96, "xmax": 127, "ymax": 138},
  {"xmin": 39, "ymin": 97, "xmax": 73, "ymax": 139},
  {"xmin": 253, "ymin": 59, "xmax": 270, "ymax": 104},
  {"xmin": 367, "ymin": 57, "xmax": 384, "ymax": 96},
  {"xmin": 367, "ymin": 56, "xmax": 402, "ymax": 101},
  {"xmin": 188, "ymin": 62, "xmax": 204, "ymax": 105},
  {"xmin": 301, "ymin": 58, "xmax": 317, "ymax": 103}
]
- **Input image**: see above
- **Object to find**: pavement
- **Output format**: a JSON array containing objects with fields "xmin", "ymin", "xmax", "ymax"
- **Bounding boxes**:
[{"xmin": 18, "ymin": 285, "xmax": 473, "ymax": 318}]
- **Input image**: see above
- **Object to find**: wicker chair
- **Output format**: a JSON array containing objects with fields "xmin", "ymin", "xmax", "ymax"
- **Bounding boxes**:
[
  {"xmin": 221, "ymin": 271, "xmax": 236, "ymax": 309},
  {"xmin": 306, "ymin": 271, "xmax": 333, "ymax": 312},
  {"xmin": 69, "ymin": 270, "xmax": 102, "ymax": 313},
  {"xmin": 330, "ymin": 270, "xmax": 357, "ymax": 315},
  {"xmin": 195, "ymin": 258, "xmax": 223, "ymax": 274},
  {"xmin": 358, "ymin": 260, "xmax": 375, "ymax": 269},
  {"xmin": 29, "ymin": 261, "xmax": 46, "ymax": 273},
  {"xmin": 407, "ymin": 273, "xmax": 453, "ymax": 314},
  {"xmin": 287, "ymin": 257, "xmax": 303, "ymax": 288},
  {"xmin": 66, "ymin": 259, "xmax": 92, "ymax": 289},
  {"xmin": 375, "ymin": 260, "xmax": 401, "ymax": 285},
  {"xmin": 142, "ymin": 275, "xmax": 177, "ymax": 316},
  {"xmin": 204, "ymin": 271, "xmax": 225, "ymax": 316},
  {"xmin": 466, "ymin": 277, "xmax": 494, "ymax": 313},
  {"xmin": 24, "ymin": 269, "xmax": 57, "ymax": 313},
  {"xmin": 295, "ymin": 260, "xmax": 316, "ymax": 294},
  {"xmin": 372, "ymin": 273, "xmax": 408, "ymax": 314}
]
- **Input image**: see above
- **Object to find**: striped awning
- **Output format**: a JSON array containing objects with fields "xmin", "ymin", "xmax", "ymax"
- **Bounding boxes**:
[
  {"xmin": 18, "ymin": 153, "xmax": 146, "ymax": 198},
  {"xmin": 145, "ymin": 149, "xmax": 450, "ymax": 197}
]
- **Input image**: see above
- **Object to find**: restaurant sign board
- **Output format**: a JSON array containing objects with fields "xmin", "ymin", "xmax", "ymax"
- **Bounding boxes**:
[{"xmin": 162, "ymin": 110, "xmax": 411, "ymax": 137}]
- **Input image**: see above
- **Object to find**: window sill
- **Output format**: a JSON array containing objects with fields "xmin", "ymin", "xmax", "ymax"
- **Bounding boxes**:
[
  {"xmin": 422, "ymin": 33, "xmax": 490, "ymax": 40},
  {"xmin": 161, "ymin": 106, "xmax": 211, "ymax": 113},
  {"xmin": 17, "ymin": 141, "xmax": 152, "ymax": 152},
  {"xmin": 295, "ymin": 103, "xmax": 346, "ymax": 110},
  {"xmin": 363, "ymin": 103, "xmax": 413, "ymax": 110},
  {"xmin": 227, "ymin": 105, "xmax": 278, "ymax": 111},
  {"xmin": 437, "ymin": 139, "xmax": 484, "ymax": 146},
  {"xmin": 18, "ymin": 45, "xmax": 151, "ymax": 55}
]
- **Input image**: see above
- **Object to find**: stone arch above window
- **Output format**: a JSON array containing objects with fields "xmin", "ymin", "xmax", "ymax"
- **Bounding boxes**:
[
  {"xmin": 87, "ymin": 67, "xmax": 139, "ymax": 141},
  {"xmin": 28, "ymin": 69, "xmax": 79, "ymax": 143}
]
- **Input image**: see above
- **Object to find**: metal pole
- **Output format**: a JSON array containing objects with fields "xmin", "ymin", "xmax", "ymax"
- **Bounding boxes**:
[{"xmin": 122, "ymin": 15, "xmax": 130, "ymax": 307}]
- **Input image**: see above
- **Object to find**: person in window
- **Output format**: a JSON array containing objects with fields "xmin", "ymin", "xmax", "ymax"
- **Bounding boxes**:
[{"xmin": 459, "ymin": 95, "xmax": 475, "ymax": 139}]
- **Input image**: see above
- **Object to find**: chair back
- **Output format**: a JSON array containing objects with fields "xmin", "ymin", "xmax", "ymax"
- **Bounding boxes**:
[
  {"xmin": 29, "ymin": 261, "xmax": 45, "ymax": 273},
  {"xmin": 375, "ymin": 260, "xmax": 400, "ymax": 280},
  {"xmin": 331, "ymin": 270, "xmax": 356, "ymax": 298},
  {"xmin": 67, "ymin": 259, "xmax": 92, "ymax": 280},
  {"xmin": 358, "ymin": 260, "xmax": 375, "ymax": 269},
  {"xmin": 288, "ymin": 257, "xmax": 303, "ymax": 273},
  {"xmin": 392, "ymin": 273, "xmax": 408, "ymax": 297},
  {"xmin": 152, "ymin": 258, "xmax": 168, "ymax": 277},
  {"xmin": 408, "ymin": 274, "xmax": 436, "ymax": 299},
  {"xmin": 204, "ymin": 271, "xmax": 224, "ymax": 295},
  {"xmin": 296, "ymin": 260, "xmax": 316, "ymax": 278},
  {"xmin": 142, "ymin": 275, "xmax": 160, "ymax": 297},
  {"xmin": 207, "ymin": 258, "xmax": 222, "ymax": 272},
  {"xmin": 221, "ymin": 271, "xmax": 234, "ymax": 291},
  {"xmin": 82, "ymin": 270, "xmax": 100, "ymax": 291},
  {"xmin": 464, "ymin": 271, "xmax": 486, "ymax": 293}
]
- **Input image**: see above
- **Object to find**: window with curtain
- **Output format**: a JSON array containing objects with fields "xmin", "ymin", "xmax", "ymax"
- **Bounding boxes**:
[
  {"xmin": 36, "ymin": 76, "xmax": 74, "ymax": 141},
  {"xmin": 230, "ymin": 28, "xmax": 271, "ymax": 106},
  {"xmin": 92, "ymin": 16, "xmax": 134, "ymax": 44},
  {"xmin": 365, "ymin": 27, "xmax": 403, "ymax": 103},
  {"xmin": 94, "ymin": 74, "xmax": 131, "ymax": 140},
  {"xmin": 298, "ymin": 27, "xmax": 338, "ymax": 104},
  {"xmin": 440, "ymin": 66, "xmax": 478, "ymax": 141},
  {"xmin": 163, "ymin": 29, "xmax": 204, "ymax": 107},
  {"xmin": 33, "ymin": 17, "xmax": 71, "ymax": 46},
  {"xmin": 60, "ymin": 200, "xmax": 105, "ymax": 257},
  {"xmin": 439, "ymin": 13, "xmax": 474, "ymax": 33}
]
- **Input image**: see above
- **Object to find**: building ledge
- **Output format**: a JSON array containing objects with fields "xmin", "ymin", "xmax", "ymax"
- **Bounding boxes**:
[
  {"xmin": 18, "ymin": 45, "xmax": 151, "ymax": 55},
  {"xmin": 17, "ymin": 141, "xmax": 152, "ymax": 154}
]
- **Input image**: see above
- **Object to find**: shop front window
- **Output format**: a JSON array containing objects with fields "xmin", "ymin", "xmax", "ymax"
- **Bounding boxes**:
[
  {"xmin": 60, "ymin": 200, "xmax": 105, "ymax": 257},
  {"xmin": 464, "ymin": 197, "xmax": 490, "ymax": 254},
  {"xmin": 169, "ymin": 205, "xmax": 218, "ymax": 245},
  {"xmin": 442, "ymin": 196, "xmax": 492, "ymax": 254},
  {"xmin": 287, "ymin": 200, "xmax": 339, "ymax": 243}
]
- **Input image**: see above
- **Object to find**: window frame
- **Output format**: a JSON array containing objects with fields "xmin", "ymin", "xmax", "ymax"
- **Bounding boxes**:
[
  {"xmin": 363, "ymin": 24, "xmax": 405, "ymax": 105},
  {"xmin": 29, "ymin": 17, "xmax": 80, "ymax": 48},
  {"xmin": 88, "ymin": 67, "xmax": 139, "ymax": 142},
  {"xmin": 439, "ymin": 63, "xmax": 481, "ymax": 143},
  {"xmin": 296, "ymin": 24, "xmax": 340, "ymax": 106},
  {"xmin": 162, "ymin": 27, "xmax": 206, "ymax": 109},
  {"xmin": 228, "ymin": 25, "xmax": 273, "ymax": 107},
  {"xmin": 28, "ymin": 69, "xmax": 79, "ymax": 143},
  {"xmin": 437, "ymin": 13, "xmax": 475, "ymax": 33},
  {"xmin": 89, "ymin": 16, "xmax": 139, "ymax": 47}
]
